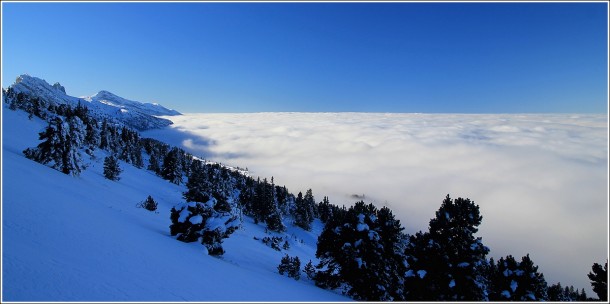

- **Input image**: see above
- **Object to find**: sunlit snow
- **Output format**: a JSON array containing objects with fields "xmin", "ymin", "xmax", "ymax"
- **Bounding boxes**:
[{"xmin": 1, "ymin": 108, "xmax": 349, "ymax": 301}]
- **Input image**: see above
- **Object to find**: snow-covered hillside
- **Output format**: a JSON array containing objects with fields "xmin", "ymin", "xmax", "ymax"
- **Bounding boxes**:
[
  {"xmin": 1, "ymin": 107, "xmax": 349, "ymax": 301},
  {"xmin": 6, "ymin": 75, "xmax": 180, "ymax": 130}
]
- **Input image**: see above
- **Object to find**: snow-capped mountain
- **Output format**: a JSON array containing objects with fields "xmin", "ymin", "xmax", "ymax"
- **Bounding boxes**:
[
  {"xmin": 6, "ymin": 74, "xmax": 180, "ymax": 130},
  {"xmin": 83, "ymin": 90, "xmax": 181, "ymax": 117}
]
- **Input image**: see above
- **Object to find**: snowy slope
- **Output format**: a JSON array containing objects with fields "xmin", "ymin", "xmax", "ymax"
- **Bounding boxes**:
[
  {"xmin": 1, "ymin": 107, "xmax": 349, "ymax": 301},
  {"xmin": 6, "ymin": 75, "xmax": 180, "ymax": 130}
]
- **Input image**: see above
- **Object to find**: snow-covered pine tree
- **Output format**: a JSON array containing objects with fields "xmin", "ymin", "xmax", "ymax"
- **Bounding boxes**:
[
  {"xmin": 62, "ymin": 115, "xmax": 86, "ymax": 175},
  {"xmin": 293, "ymin": 192, "xmax": 311, "ymax": 230},
  {"xmin": 265, "ymin": 178, "xmax": 285, "ymax": 232},
  {"xmin": 251, "ymin": 178, "xmax": 266, "ymax": 224},
  {"xmin": 239, "ymin": 177, "xmax": 256, "ymax": 216},
  {"xmin": 99, "ymin": 119, "xmax": 110, "ymax": 150},
  {"xmin": 404, "ymin": 194, "xmax": 489, "ymax": 301},
  {"xmin": 376, "ymin": 206, "xmax": 407, "ymax": 300},
  {"xmin": 278, "ymin": 255, "xmax": 301, "ymax": 280},
  {"xmin": 99, "ymin": 119, "xmax": 122, "ymax": 154},
  {"xmin": 266, "ymin": 207, "xmax": 285, "ymax": 232},
  {"xmin": 84, "ymin": 117, "xmax": 100, "ymax": 155},
  {"xmin": 315, "ymin": 201, "xmax": 405, "ymax": 301},
  {"xmin": 147, "ymin": 153, "xmax": 161, "ymax": 174},
  {"xmin": 117, "ymin": 126, "xmax": 143, "ymax": 168},
  {"xmin": 315, "ymin": 203, "xmax": 348, "ymax": 290},
  {"xmin": 487, "ymin": 254, "xmax": 547, "ymax": 301},
  {"xmin": 3, "ymin": 87, "xmax": 18, "ymax": 110},
  {"xmin": 23, "ymin": 117, "xmax": 64, "ymax": 167},
  {"xmin": 172, "ymin": 159, "xmax": 243, "ymax": 256},
  {"xmin": 304, "ymin": 188, "xmax": 317, "ymax": 220},
  {"xmin": 207, "ymin": 163, "xmax": 231, "ymax": 205},
  {"xmin": 27, "ymin": 96, "xmax": 47, "ymax": 120},
  {"xmin": 514, "ymin": 254, "xmax": 548, "ymax": 300},
  {"xmin": 161, "ymin": 147, "xmax": 183, "ymax": 184},
  {"xmin": 103, "ymin": 155, "xmax": 122, "ymax": 181},
  {"xmin": 169, "ymin": 197, "xmax": 239, "ymax": 256},
  {"xmin": 3, "ymin": 88, "xmax": 49, "ymax": 119},
  {"xmin": 488, "ymin": 255, "xmax": 517, "ymax": 300},
  {"xmin": 249, "ymin": 178, "xmax": 284, "ymax": 231},
  {"xmin": 305, "ymin": 260, "xmax": 317, "ymax": 280},
  {"xmin": 23, "ymin": 115, "xmax": 85, "ymax": 176},
  {"xmin": 274, "ymin": 185, "xmax": 291, "ymax": 216},
  {"xmin": 141, "ymin": 138, "xmax": 168, "ymax": 176},
  {"xmin": 184, "ymin": 159, "xmax": 210, "ymax": 203}
]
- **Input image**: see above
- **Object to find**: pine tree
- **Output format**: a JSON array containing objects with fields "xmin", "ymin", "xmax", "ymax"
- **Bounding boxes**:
[
  {"xmin": 588, "ymin": 260, "xmax": 608, "ymax": 301},
  {"xmin": 4, "ymin": 87, "xmax": 18, "ymax": 110},
  {"xmin": 147, "ymin": 153, "xmax": 161, "ymax": 174},
  {"xmin": 376, "ymin": 206, "xmax": 407, "ymax": 300},
  {"xmin": 265, "ymin": 198, "xmax": 285, "ymax": 232},
  {"xmin": 23, "ymin": 115, "xmax": 84, "ymax": 176},
  {"xmin": 488, "ymin": 254, "xmax": 547, "ymax": 301},
  {"xmin": 315, "ymin": 201, "xmax": 405, "ymax": 301},
  {"xmin": 99, "ymin": 119, "xmax": 110, "ymax": 150},
  {"xmin": 61, "ymin": 116, "xmax": 86, "ymax": 175},
  {"xmin": 138, "ymin": 195, "xmax": 158, "ymax": 211},
  {"xmin": 239, "ymin": 177, "xmax": 256, "ymax": 216},
  {"xmin": 169, "ymin": 198, "xmax": 240, "ymax": 256},
  {"xmin": 404, "ymin": 194, "xmax": 489, "ymax": 301},
  {"xmin": 547, "ymin": 282, "xmax": 566, "ymax": 301},
  {"xmin": 304, "ymin": 188, "xmax": 317, "ymax": 220},
  {"xmin": 516, "ymin": 254, "xmax": 548, "ymax": 300},
  {"xmin": 184, "ymin": 159, "xmax": 210, "ymax": 203},
  {"xmin": 251, "ymin": 178, "xmax": 284, "ymax": 232},
  {"xmin": 103, "ymin": 155, "xmax": 122, "ymax": 181},
  {"xmin": 278, "ymin": 254, "xmax": 301, "ymax": 280},
  {"xmin": 305, "ymin": 260, "xmax": 316, "ymax": 280},
  {"xmin": 318, "ymin": 196, "xmax": 332, "ymax": 223},
  {"xmin": 98, "ymin": 118, "xmax": 121, "ymax": 154},
  {"xmin": 84, "ymin": 117, "xmax": 100, "ymax": 155},
  {"xmin": 275, "ymin": 184, "xmax": 290, "ymax": 215},
  {"xmin": 24, "ymin": 117, "xmax": 63, "ymax": 167},
  {"xmin": 161, "ymin": 147, "xmax": 182, "ymax": 184},
  {"xmin": 251, "ymin": 178, "xmax": 266, "ymax": 224},
  {"xmin": 294, "ymin": 192, "xmax": 312, "ymax": 230}
]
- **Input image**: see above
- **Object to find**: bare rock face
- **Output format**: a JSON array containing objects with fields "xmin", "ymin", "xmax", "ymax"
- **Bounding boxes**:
[{"xmin": 52, "ymin": 82, "xmax": 66, "ymax": 94}]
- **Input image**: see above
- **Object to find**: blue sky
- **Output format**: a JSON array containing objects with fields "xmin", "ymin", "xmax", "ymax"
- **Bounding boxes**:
[{"xmin": 2, "ymin": 2, "xmax": 608, "ymax": 113}]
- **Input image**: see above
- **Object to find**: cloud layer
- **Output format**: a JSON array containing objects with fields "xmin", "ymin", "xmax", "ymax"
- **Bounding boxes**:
[{"xmin": 145, "ymin": 112, "xmax": 607, "ymax": 294}]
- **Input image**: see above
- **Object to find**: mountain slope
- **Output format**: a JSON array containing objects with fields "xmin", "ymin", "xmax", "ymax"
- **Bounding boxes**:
[
  {"xmin": 5, "ymin": 75, "xmax": 180, "ymax": 130},
  {"xmin": 1, "ymin": 107, "xmax": 349, "ymax": 301}
]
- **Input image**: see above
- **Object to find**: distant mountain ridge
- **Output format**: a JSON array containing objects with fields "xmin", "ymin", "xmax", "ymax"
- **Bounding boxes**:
[
  {"xmin": 83, "ymin": 89, "xmax": 181, "ymax": 117},
  {"xmin": 6, "ymin": 74, "xmax": 181, "ymax": 130}
]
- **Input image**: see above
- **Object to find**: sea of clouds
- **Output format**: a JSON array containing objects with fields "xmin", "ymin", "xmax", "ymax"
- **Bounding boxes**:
[{"xmin": 144, "ymin": 112, "xmax": 608, "ymax": 294}]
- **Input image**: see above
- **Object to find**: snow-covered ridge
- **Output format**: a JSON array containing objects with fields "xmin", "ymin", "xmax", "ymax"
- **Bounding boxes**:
[
  {"xmin": 7, "ymin": 74, "xmax": 181, "ymax": 130},
  {"xmin": 84, "ymin": 89, "xmax": 181, "ymax": 117}
]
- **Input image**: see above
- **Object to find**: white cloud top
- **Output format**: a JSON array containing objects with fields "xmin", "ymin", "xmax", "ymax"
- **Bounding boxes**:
[{"xmin": 145, "ymin": 112, "xmax": 607, "ymax": 292}]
